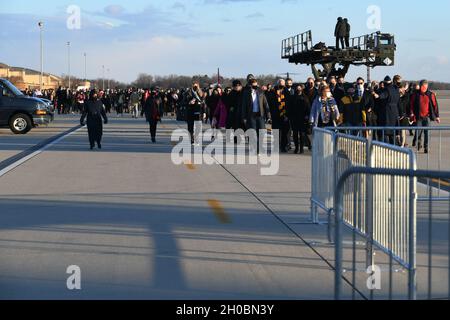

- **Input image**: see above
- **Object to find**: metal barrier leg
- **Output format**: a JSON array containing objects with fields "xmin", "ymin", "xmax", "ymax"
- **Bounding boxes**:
[
  {"xmin": 335, "ymin": 198, "xmax": 343, "ymax": 300},
  {"xmin": 352, "ymin": 174, "xmax": 358, "ymax": 300},
  {"xmin": 311, "ymin": 201, "xmax": 318, "ymax": 224},
  {"xmin": 328, "ymin": 208, "xmax": 334, "ymax": 243},
  {"xmin": 408, "ymin": 170, "xmax": 417, "ymax": 300},
  {"xmin": 448, "ymin": 192, "xmax": 450, "ymax": 299},
  {"xmin": 389, "ymin": 175, "xmax": 395, "ymax": 300},
  {"xmin": 428, "ymin": 184, "xmax": 433, "ymax": 300}
]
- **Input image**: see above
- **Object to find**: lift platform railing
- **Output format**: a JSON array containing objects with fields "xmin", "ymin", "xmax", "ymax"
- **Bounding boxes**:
[{"xmin": 281, "ymin": 30, "xmax": 313, "ymax": 58}]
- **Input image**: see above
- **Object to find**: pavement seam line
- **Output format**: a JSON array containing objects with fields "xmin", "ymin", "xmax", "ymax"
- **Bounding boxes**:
[
  {"xmin": 173, "ymin": 120, "xmax": 367, "ymax": 299},
  {"xmin": 214, "ymin": 160, "xmax": 368, "ymax": 300},
  {"xmin": 0, "ymin": 125, "xmax": 84, "ymax": 178}
]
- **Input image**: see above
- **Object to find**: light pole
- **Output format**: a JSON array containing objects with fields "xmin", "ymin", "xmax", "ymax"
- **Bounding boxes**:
[
  {"xmin": 38, "ymin": 21, "xmax": 44, "ymax": 90},
  {"xmin": 107, "ymin": 68, "xmax": 110, "ymax": 90},
  {"xmin": 102, "ymin": 65, "xmax": 105, "ymax": 91},
  {"xmin": 67, "ymin": 42, "xmax": 71, "ymax": 90},
  {"xmin": 84, "ymin": 52, "xmax": 87, "ymax": 81}
]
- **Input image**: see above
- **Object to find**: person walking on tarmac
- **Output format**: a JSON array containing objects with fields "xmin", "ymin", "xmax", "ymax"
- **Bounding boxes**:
[
  {"xmin": 242, "ymin": 77, "xmax": 272, "ymax": 154},
  {"xmin": 409, "ymin": 80, "xmax": 440, "ymax": 153},
  {"xmin": 185, "ymin": 81, "xmax": 205, "ymax": 145},
  {"xmin": 287, "ymin": 84, "xmax": 311, "ymax": 154},
  {"xmin": 130, "ymin": 88, "xmax": 140, "ymax": 119},
  {"xmin": 80, "ymin": 90, "xmax": 108, "ymax": 150},
  {"xmin": 335, "ymin": 17, "xmax": 346, "ymax": 50},
  {"xmin": 373, "ymin": 76, "xmax": 402, "ymax": 145},
  {"xmin": 143, "ymin": 89, "xmax": 162, "ymax": 143}
]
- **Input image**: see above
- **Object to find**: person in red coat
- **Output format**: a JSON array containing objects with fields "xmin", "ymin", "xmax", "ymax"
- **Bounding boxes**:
[{"xmin": 410, "ymin": 80, "xmax": 440, "ymax": 153}]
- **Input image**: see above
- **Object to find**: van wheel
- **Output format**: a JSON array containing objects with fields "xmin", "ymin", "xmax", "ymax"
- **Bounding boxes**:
[{"xmin": 9, "ymin": 114, "xmax": 32, "ymax": 134}]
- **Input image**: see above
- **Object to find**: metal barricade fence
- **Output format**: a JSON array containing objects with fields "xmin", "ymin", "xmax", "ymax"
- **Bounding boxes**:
[
  {"xmin": 334, "ymin": 126, "xmax": 450, "ymax": 200},
  {"xmin": 311, "ymin": 128, "xmax": 336, "ymax": 223},
  {"xmin": 370, "ymin": 142, "xmax": 416, "ymax": 267},
  {"xmin": 311, "ymin": 128, "xmax": 415, "ymax": 226},
  {"xmin": 335, "ymin": 134, "xmax": 368, "ymax": 234},
  {"xmin": 335, "ymin": 168, "xmax": 450, "ymax": 300}
]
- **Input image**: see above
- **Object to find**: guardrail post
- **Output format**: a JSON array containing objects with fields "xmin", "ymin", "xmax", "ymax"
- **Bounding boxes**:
[
  {"xmin": 408, "ymin": 154, "xmax": 417, "ymax": 300},
  {"xmin": 366, "ymin": 140, "xmax": 374, "ymax": 299},
  {"xmin": 335, "ymin": 186, "xmax": 344, "ymax": 300},
  {"xmin": 311, "ymin": 129, "xmax": 317, "ymax": 223}
]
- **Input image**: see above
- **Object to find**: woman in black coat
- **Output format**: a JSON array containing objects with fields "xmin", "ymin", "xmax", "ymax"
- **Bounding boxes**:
[
  {"xmin": 80, "ymin": 90, "xmax": 108, "ymax": 150},
  {"xmin": 143, "ymin": 91, "xmax": 162, "ymax": 143},
  {"xmin": 287, "ymin": 85, "xmax": 311, "ymax": 154}
]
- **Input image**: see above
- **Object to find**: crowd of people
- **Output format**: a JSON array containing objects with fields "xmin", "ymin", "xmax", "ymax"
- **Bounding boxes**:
[
  {"xmin": 24, "ymin": 73, "xmax": 440, "ymax": 154},
  {"xmin": 24, "ymin": 86, "xmax": 179, "ymax": 117},
  {"xmin": 174, "ymin": 74, "xmax": 440, "ymax": 154}
]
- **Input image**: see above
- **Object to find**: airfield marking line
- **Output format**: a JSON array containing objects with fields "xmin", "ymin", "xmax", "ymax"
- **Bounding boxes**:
[
  {"xmin": 184, "ymin": 161, "xmax": 196, "ymax": 171},
  {"xmin": 207, "ymin": 199, "xmax": 232, "ymax": 224},
  {"xmin": 0, "ymin": 126, "xmax": 84, "ymax": 178},
  {"xmin": 432, "ymin": 178, "xmax": 450, "ymax": 187}
]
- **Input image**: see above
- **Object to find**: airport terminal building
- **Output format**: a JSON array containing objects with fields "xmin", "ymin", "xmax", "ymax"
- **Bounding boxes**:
[{"xmin": 0, "ymin": 62, "xmax": 62, "ymax": 90}]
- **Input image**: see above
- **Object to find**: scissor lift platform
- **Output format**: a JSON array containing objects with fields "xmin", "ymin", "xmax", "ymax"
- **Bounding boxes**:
[{"xmin": 281, "ymin": 30, "xmax": 396, "ymax": 79}]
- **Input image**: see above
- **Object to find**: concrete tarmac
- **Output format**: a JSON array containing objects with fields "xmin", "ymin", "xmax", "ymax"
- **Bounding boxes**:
[
  {"xmin": 0, "ymin": 93, "xmax": 448, "ymax": 300},
  {"xmin": 0, "ymin": 114, "xmax": 352, "ymax": 300}
]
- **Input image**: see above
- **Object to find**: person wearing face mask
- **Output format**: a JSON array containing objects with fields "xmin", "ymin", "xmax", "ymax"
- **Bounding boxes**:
[
  {"xmin": 268, "ymin": 79, "xmax": 290, "ymax": 152},
  {"xmin": 287, "ymin": 85, "xmax": 311, "ymax": 154},
  {"xmin": 309, "ymin": 85, "xmax": 340, "ymax": 128},
  {"xmin": 80, "ymin": 90, "xmax": 108, "ymax": 150},
  {"xmin": 393, "ymin": 75, "xmax": 402, "ymax": 88},
  {"xmin": 305, "ymin": 77, "xmax": 318, "ymax": 103},
  {"xmin": 373, "ymin": 76, "xmax": 402, "ymax": 145},
  {"xmin": 355, "ymin": 78, "xmax": 374, "ymax": 117},
  {"xmin": 284, "ymin": 78, "xmax": 295, "ymax": 151},
  {"xmin": 212, "ymin": 86, "xmax": 228, "ymax": 130},
  {"xmin": 329, "ymin": 76, "xmax": 337, "ymax": 91},
  {"xmin": 410, "ymin": 80, "xmax": 440, "ymax": 154},
  {"xmin": 355, "ymin": 78, "xmax": 377, "ymax": 135},
  {"xmin": 225, "ymin": 80, "xmax": 244, "ymax": 131},
  {"xmin": 143, "ymin": 89, "xmax": 162, "ymax": 143},
  {"xmin": 241, "ymin": 78, "xmax": 271, "ymax": 154},
  {"xmin": 185, "ymin": 81, "xmax": 205, "ymax": 145},
  {"xmin": 330, "ymin": 76, "xmax": 345, "ymax": 111},
  {"xmin": 206, "ymin": 84, "xmax": 219, "ymax": 127},
  {"xmin": 315, "ymin": 80, "xmax": 322, "ymax": 91},
  {"xmin": 340, "ymin": 82, "xmax": 369, "ymax": 136}
]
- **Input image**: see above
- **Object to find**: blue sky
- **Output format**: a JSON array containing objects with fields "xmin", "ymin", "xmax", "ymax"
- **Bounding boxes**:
[{"xmin": 1, "ymin": 0, "xmax": 449, "ymax": 83}]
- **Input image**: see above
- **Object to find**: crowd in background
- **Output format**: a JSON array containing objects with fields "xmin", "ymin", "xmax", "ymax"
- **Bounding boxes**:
[
  {"xmin": 173, "ymin": 74, "xmax": 440, "ymax": 154},
  {"xmin": 22, "ymin": 73, "xmax": 440, "ymax": 154}
]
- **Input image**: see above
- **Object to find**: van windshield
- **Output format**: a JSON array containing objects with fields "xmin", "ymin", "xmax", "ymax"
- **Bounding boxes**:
[{"xmin": 2, "ymin": 80, "xmax": 24, "ymax": 97}]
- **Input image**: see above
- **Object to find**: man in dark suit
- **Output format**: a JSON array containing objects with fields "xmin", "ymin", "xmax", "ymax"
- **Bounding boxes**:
[{"xmin": 241, "ymin": 78, "xmax": 272, "ymax": 154}]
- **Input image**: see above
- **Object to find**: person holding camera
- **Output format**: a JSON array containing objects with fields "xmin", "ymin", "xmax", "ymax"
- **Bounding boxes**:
[{"xmin": 185, "ymin": 81, "xmax": 205, "ymax": 145}]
